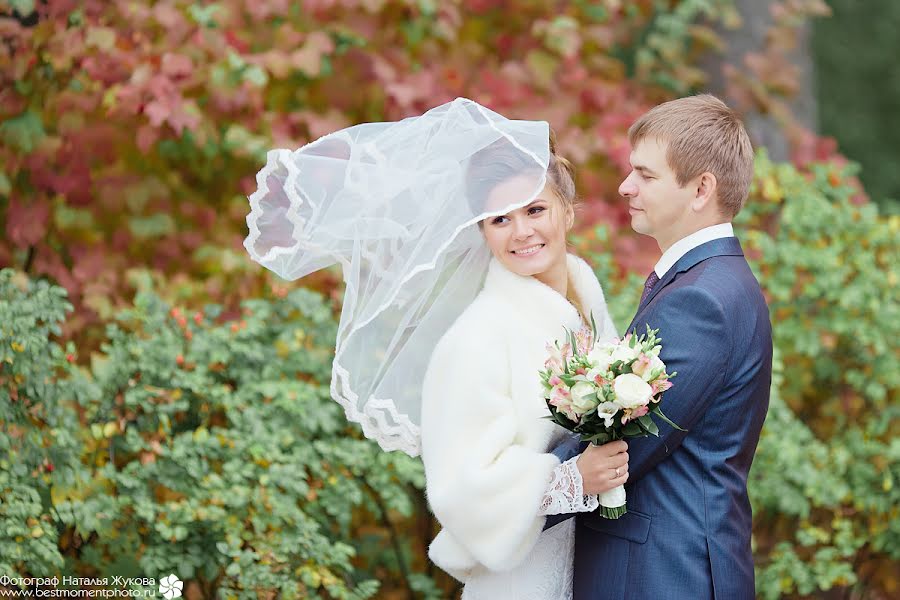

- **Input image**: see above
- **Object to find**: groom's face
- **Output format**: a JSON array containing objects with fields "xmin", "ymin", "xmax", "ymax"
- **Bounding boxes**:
[{"xmin": 619, "ymin": 138, "xmax": 695, "ymax": 250}]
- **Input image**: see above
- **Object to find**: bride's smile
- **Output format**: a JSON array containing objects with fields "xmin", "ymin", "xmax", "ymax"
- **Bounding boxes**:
[{"xmin": 511, "ymin": 243, "xmax": 545, "ymax": 256}]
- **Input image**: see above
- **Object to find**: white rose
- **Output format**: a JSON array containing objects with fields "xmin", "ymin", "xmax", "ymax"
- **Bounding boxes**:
[
  {"xmin": 569, "ymin": 381, "xmax": 598, "ymax": 415},
  {"xmin": 587, "ymin": 345, "xmax": 614, "ymax": 372},
  {"xmin": 585, "ymin": 366, "xmax": 608, "ymax": 384},
  {"xmin": 595, "ymin": 401, "xmax": 622, "ymax": 427},
  {"xmin": 613, "ymin": 373, "xmax": 653, "ymax": 409},
  {"xmin": 611, "ymin": 343, "xmax": 640, "ymax": 365}
]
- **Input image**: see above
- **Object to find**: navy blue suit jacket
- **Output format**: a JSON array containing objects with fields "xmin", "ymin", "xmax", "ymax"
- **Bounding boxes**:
[{"xmin": 547, "ymin": 237, "xmax": 772, "ymax": 600}]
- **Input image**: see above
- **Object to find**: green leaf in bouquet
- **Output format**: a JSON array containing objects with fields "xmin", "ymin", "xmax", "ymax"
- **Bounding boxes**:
[
  {"xmin": 637, "ymin": 414, "xmax": 660, "ymax": 436},
  {"xmin": 622, "ymin": 422, "xmax": 644, "ymax": 436},
  {"xmin": 584, "ymin": 431, "xmax": 612, "ymax": 445},
  {"xmin": 651, "ymin": 405, "xmax": 686, "ymax": 431}
]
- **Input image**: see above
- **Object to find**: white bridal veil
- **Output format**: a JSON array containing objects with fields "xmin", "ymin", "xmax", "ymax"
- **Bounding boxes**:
[{"xmin": 244, "ymin": 98, "xmax": 549, "ymax": 456}]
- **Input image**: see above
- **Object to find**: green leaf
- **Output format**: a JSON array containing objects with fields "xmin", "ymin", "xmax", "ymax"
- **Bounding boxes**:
[
  {"xmin": 128, "ymin": 214, "xmax": 175, "ymax": 239},
  {"xmin": 189, "ymin": 3, "xmax": 223, "ymax": 27},
  {"xmin": 622, "ymin": 422, "xmax": 643, "ymax": 436},
  {"xmin": 54, "ymin": 204, "xmax": 95, "ymax": 230},
  {"xmin": 651, "ymin": 406, "xmax": 686, "ymax": 431},
  {"xmin": 637, "ymin": 414, "xmax": 659, "ymax": 436},
  {"xmin": 10, "ymin": 0, "xmax": 35, "ymax": 15},
  {"xmin": 0, "ymin": 110, "xmax": 46, "ymax": 154}
]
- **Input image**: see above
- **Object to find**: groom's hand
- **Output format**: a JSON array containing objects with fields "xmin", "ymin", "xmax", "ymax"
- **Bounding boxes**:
[{"xmin": 576, "ymin": 441, "xmax": 629, "ymax": 495}]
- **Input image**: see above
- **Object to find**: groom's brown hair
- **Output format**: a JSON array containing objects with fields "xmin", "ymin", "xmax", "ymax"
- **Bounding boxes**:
[{"xmin": 628, "ymin": 94, "xmax": 754, "ymax": 218}]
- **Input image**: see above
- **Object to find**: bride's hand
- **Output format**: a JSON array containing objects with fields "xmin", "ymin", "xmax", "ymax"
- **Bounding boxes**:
[{"xmin": 575, "ymin": 440, "xmax": 629, "ymax": 495}]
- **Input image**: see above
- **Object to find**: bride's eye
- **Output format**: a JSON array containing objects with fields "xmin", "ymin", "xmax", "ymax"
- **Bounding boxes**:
[
  {"xmin": 528, "ymin": 206, "xmax": 545, "ymax": 215},
  {"xmin": 491, "ymin": 215, "xmax": 509, "ymax": 225}
]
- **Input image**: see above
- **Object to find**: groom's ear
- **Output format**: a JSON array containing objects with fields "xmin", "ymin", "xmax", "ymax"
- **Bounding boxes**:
[{"xmin": 691, "ymin": 172, "xmax": 718, "ymax": 213}]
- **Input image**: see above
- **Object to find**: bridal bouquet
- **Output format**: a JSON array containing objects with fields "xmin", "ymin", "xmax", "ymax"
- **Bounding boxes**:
[{"xmin": 540, "ymin": 318, "xmax": 682, "ymax": 518}]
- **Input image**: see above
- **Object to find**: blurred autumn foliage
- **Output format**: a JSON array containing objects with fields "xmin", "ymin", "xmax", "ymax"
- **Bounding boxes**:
[{"xmin": 1, "ymin": 0, "xmax": 897, "ymax": 599}]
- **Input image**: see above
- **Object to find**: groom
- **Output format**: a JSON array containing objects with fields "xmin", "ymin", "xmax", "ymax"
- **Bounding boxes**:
[{"xmin": 550, "ymin": 94, "xmax": 772, "ymax": 599}]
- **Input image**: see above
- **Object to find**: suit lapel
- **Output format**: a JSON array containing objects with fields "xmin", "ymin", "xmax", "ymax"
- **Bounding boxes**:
[{"xmin": 628, "ymin": 237, "xmax": 744, "ymax": 332}]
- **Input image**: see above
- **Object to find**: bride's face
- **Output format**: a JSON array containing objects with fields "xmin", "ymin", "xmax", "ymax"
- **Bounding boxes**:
[{"xmin": 481, "ymin": 177, "xmax": 574, "ymax": 279}]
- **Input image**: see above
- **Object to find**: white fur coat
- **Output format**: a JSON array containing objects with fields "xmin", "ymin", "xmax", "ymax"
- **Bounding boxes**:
[{"xmin": 421, "ymin": 253, "xmax": 617, "ymax": 581}]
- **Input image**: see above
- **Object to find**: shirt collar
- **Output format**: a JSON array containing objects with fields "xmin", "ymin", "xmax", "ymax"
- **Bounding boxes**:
[{"xmin": 654, "ymin": 223, "xmax": 734, "ymax": 278}]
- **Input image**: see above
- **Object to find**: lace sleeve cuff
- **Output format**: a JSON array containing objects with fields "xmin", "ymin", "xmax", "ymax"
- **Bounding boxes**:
[{"xmin": 538, "ymin": 456, "xmax": 600, "ymax": 516}]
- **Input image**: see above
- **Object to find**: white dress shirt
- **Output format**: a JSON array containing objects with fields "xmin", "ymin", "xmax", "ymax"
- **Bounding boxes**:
[{"xmin": 654, "ymin": 223, "xmax": 735, "ymax": 278}]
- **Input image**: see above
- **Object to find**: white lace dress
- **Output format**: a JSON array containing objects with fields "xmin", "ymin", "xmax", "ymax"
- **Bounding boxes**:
[{"xmin": 460, "ymin": 453, "xmax": 598, "ymax": 600}]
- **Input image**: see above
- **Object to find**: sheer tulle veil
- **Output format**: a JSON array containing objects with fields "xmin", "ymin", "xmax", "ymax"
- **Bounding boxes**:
[{"xmin": 244, "ymin": 98, "xmax": 549, "ymax": 456}]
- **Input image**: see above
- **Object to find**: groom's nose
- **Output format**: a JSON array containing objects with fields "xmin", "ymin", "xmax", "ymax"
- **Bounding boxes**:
[{"xmin": 619, "ymin": 173, "xmax": 638, "ymax": 198}]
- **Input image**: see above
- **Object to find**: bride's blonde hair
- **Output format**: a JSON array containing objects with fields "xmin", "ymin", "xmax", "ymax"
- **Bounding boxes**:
[
  {"xmin": 547, "ymin": 128, "xmax": 579, "ymax": 213},
  {"xmin": 547, "ymin": 131, "xmax": 589, "ymax": 324}
]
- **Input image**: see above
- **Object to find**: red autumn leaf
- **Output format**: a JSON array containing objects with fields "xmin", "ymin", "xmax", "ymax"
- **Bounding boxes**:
[
  {"xmin": 70, "ymin": 246, "xmax": 108, "ymax": 284},
  {"xmin": 291, "ymin": 31, "xmax": 335, "ymax": 77},
  {"xmin": 5, "ymin": 197, "xmax": 50, "ymax": 247},
  {"xmin": 161, "ymin": 52, "xmax": 193, "ymax": 79},
  {"xmin": 224, "ymin": 30, "xmax": 250, "ymax": 54},
  {"xmin": 153, "ymin": 2, "xmax": 185, "ymax": 29},
  {"xmin": 246, "ymin": 0, "xmax": 290, "ymax": 21},
  {"xmin": 136, "ymin": 123, "xmax": 158, "ymax": 153},
  {"xmin": 144, "ymin": 98, "xmax": 171, "ymax": 128}
]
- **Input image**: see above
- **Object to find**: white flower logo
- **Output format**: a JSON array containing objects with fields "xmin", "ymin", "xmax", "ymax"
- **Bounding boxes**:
[{"xmin": 159, "ymin": 574, "xmax": 183, "ymax": 599}]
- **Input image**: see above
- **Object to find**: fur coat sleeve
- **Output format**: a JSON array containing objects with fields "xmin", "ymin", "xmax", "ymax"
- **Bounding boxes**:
[{"xmin": 420, "ymin": 308, "xmax": 561, "ymax": 579}]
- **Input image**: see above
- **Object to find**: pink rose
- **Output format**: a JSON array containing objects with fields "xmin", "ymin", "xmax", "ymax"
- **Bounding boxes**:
[
  {"xmin": 633, "ymin": 353, "xmax": 666, "ymax": 382},
  {"xmin": 631, "ymin": 354, "xmax": 652, "ymax": 378},
  {"xmin": 549, "ymin": 384, "xmax": 578, "ymax": 422},
  {"xmin": 545, "ymin": 342, "xmax": 564, "ymax": 372},
  {"xmin": 574, "ymin": 326, "xmax": 594, "ymax": 355},
  {"xmin": 651, "ymin": 379, "xmax": 673, "ymax": 398},
  {"xmin": 621, "ymin": 404, "xmax": 650, "ymax": 424}
]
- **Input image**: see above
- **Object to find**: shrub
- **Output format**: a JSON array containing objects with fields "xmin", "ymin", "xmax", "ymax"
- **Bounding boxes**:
[{"xmin": 1, "ymin": 269, "xmax": 439, "ymax": 598}]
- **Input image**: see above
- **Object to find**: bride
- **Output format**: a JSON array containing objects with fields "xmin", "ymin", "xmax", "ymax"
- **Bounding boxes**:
[
  {"xmin": 243, "ymin": 98, "xmax": 629, "ymax": 598},
  {"xmin": 421, "ymin": 127, "xmax": 628, "ymax": 599}
]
